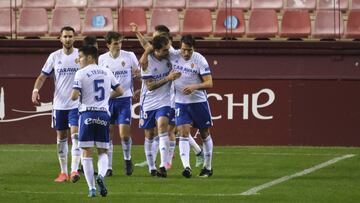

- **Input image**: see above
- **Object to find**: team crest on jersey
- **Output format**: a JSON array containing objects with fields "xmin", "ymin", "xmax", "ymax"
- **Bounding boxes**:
[
  {"xmin": 191, "ymin": 63, "xmax": 195, "ymax": 68},
  {"xmin": 58, "ymin": 61, "xmax": 62, "ymax": 65},
  {"xmin": 121, "ymin": 61, "xmax": 126, "ymax": 67}
]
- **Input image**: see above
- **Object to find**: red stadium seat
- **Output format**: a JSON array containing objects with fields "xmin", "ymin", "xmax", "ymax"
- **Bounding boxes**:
[
  {"xmin": 182, "ymin": 8, "xmax": 212, "ymax": 37},
  {"xmin": 313, "ymin": 10, "xmax": 343, "ymax": 39},
  {"xmin": 82, "ymin": 8, "xmax": 113, "ymax": 36},
  {"xmin": 214, "ymin": 8, "xmax": 245, "ymax": 38},
  {"xmin": 0, "ymin": 8, "xmax": 15, "ymax": 36},
  {"xmin": 345, "ymin": 10, "xmax": 360, "ymax": 39},
  {"xmin": 0, "ymin": 0, "xmax": 22, "ymax": 8},
  {"xmin": 122, "ymin": 0, "xmax": 152, "ymax": 9},
  {"xmin": 284, "ymin": 0, "xmax": 316, "ymax": 10},
  {"xmin": 88, "ymin": 0, "xmax": 118, "ymax": 9},
  {"xmin": 23, "ymin": 0, "xmax": 55, "ymax": 9},
  {"xmin": 280, "ymin": 10, "xmax": 311, "ymax": 39},
  {"xmin": 50, "ymin": 8, "xmax": 81, "ymax": 36},
  {"xmin": 351, "ymin": 0, "xmax": 360, "ymax": 9},
  {"xmin": 55, "ymin": 0, "xmax": 87, "ymax": 9},
  {"xmin": 317, "ymin": 0, "xmax": 348, "ymax": 11},
  {"xmin": 187, "ymin": 0, "xmax": 218, "ymax": 10},
  {"xmin": 246, "ymin": 9, "xmax": 278, "ymax": 38},
  {"xmin": 252, "ymin": 0, "xmax": 283, "ymax": 10},
  {"xmin": 154, "ymin": 0, "xmax": 185, "ymax": 10},
  {"xmin": 150, "ymin": 8, "xmax": 180, "ymax": 35},
  {"xmin": 218, "ymin": 0, "xmax": 251, "ymax": 10},
  {"xmin": 17, "ymin": 8, "xmax": 48, "ymax": 37},
  {"xmin": 118, "ymin": 8, "xmax": 147, "ymax": 36}
]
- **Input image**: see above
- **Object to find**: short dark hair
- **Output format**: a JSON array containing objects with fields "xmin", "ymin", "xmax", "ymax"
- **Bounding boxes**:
[
  {"xmin": 83, "ymin": 36, "xmax": 97, "ymax": 47},
  {"xmin": 154, "ymin": 25, "xmax": 170, "ymax": 33},
  {"xmin": 152, "ymin": 34, "xmax": 169, "ymax": 50},
  {"xmin": 79, "ymin": 46, "xmax": 98, "ymax": 60},
  {"xmin": 105, "ymin": 31, "xmax": 122, "ymax": 44},
  {"xmin": 60, "ymin": 26, "xmax": 75, "ymax": 36},
  {"xmin": 180, "ymin": 34, "xmax": 195, "ymax": 47}
]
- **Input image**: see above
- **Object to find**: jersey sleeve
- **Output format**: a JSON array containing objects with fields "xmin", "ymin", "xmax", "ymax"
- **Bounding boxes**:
[
  {"xmin": 140, "ymin": 55, "xmax": 154, "ymax": 80},
  {"xmin": 73, "ymin": 71, "xmax": 82, "ymax": 90},
  {"xmin": 197, "ymin": 53, "xmax": 211, "ymax": 76},
  {"xmin": 109, "ymin": 70, "xmax": 120, "ymax": 90},
  {"xmin": 98, "ymin": 54, "xmax": 105, "ymax": 68},
  {"xmin": 130, "ymin": 52, "xmax": 140, "ymax": 71},
  {"xmin": 41, "ymin": 53, "xmax": 55, "ymax": 76}
]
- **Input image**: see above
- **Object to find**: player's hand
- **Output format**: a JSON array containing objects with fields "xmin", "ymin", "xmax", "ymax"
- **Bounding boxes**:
[
  {"xmin": 130, "ymin": 22, "xmax": 138, "ymax": 33},
  {"xmin": 182, "ymin": 84, "xmax": 197, "ymax": 95},
  {"xmin": 166, "ymin": 71, "xmax": 181, "ymax": 81},
  {"xmin": 32, "ymin": 91, "xmax": 41, "ymax": 106}
]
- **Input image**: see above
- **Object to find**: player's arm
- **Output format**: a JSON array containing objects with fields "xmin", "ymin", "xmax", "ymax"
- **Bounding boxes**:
[
  {"xmin": 139, "ymin": 46, "xmax": 152, "ymax": 70},
  {"xmin": 130, "ymin": 22, "xmax": 151, "ymax": 50},
  {"xmin": 145, "ymin": 71, "xmax": 181, "ymax": 91},
  {"xmin": 31, "ymin": 73, "xmax": 48, "ymax": 106},
  {"xmin": 70, "ymin": 89, "xmax": 80, "ymax": 101},
  {"xmin": 182, "ymin": 75, "xmax": 213, "ymax": 95},
  {"xmin": 110, "ymin": 85, "xmax": 124, "ymax": 98}
]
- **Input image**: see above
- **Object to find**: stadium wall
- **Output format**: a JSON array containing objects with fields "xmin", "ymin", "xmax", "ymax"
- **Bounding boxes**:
[{"xmin": 1, "ymin": 40, "xmax": 360, "ymax": 146}]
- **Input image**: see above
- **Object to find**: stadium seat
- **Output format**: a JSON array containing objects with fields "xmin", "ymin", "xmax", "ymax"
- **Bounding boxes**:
[
  {"xmin": 122, "ymin": 0, "xmax": 152, "ymax": 9},
  {"xmin": 154, "ymin": 0, "xmax": 185, "ymax": 10},
  {"xmin": 0, "ymin": 0, "xmax": 22, "ymax": 8},
  {"xmin": 55, "ymin": 0, "xmax": 87, "ymax": 9},
  {"xmin": 345, "ymin": 10, "xmax": 360, "ymax": 39},
  {"xmin": 50, "ymin": 8, "xmax": 81, "ymax": 36},
  {"xmin": 280, "ymin": 10, "xmax": 311, "ymax": 39},
  {"xmin": 0, "ymin": 8, "xmax": 15, "ymax": 36},
  {"xmin": 214, "ymin": 8, "xmax": 245, "ymax": 38},
  {"xmin": 317, "ymin": 0, "xmax": 348, "ymax": 11},
  {"xmin": 284, "ymin": 0, "xmax": 316, "ymax": 10},
  {"xmin": 118, "ymin": 8, "xmax": 147, "ymax": 36},
  {"xmin": 252, "ymin": 0, "xmax": 283, "ymax": 10},
  {"xmin": 87, "ymin": 0, "xmax": 118, "ymax": 9},
  {"xmin": 246, "ymin": 9, "xmax": 278, "ymax": 38},
  {"xmin": 351, "ymin": 0, "xmax": 360, "ymax": 9},
  {"xmin": 313, "ymin": 10, "xmax": 344, "ymax": 39},
  {"xmin": 218, "ymin": 0, "xmax": 251, "ymax": 10},
  {"xmin": 23, "ymin": 0, "xmax": 55, "ymax": 9},
  {"xmin": 182, "ymin": 8, "xmax": 212, "ymax": 37},
  {"xmin": 17, "ymin": 8, "xmax": 48, "ymax": 37},
  {"xmin": 187, "ymin": 0, "xmax": 218, "ymax": 10},
  {"xmin": 82, "ymin": 8, "xmax": 113, "ymax": 36},
  {"xmin": 150, "ymin": 8, "xmax": 180, "ymax": 35}
]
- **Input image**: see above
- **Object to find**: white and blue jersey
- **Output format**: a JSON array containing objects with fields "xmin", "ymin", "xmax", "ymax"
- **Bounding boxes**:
[
  {"xmin": 73, "ymin": 64, "xmax": 120, "ymax": 149},
  {"xmin": 41, "ymin": 48, "xmax": 80, "ymax": 110},
  {"xmin": 170, "ymin": 51, "xmax": 213, "ymax": 129},
  {"xmin": 140, "ymin": 53, "xmax": 172, "ymax": 112},
  {"xmin": 98, "ymin": 50, "xmax": 139, "ymax": 98}
]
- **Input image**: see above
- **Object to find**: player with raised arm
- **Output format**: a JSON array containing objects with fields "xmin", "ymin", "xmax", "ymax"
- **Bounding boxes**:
[
  {"xmin": 71, "ymin": 46, "xmax": 124, "ymax": 197},
  {"xmin": 98, "ymin": 31, "xmax": 140, "ymax": 176},
  {"xmin": 170, "ymin": 35, "xmax": 214, "ymax": 178},
  {"xmin": 31, "ymin": 26, "xmax": 81, "ymax": 183},
  {"xmin": 139, "ymin": 35, "xmax": 181, "ymax": 177}
]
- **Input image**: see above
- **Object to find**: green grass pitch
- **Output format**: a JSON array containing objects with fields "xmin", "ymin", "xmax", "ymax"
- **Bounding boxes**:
[{"xmin": 0, "ymin": 145, "xmax": 360, "ymax": 202}]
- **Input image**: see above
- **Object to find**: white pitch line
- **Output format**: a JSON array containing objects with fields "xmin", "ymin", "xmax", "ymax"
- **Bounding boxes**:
[{"xmin": 240, "ymin": 154, "xmax": 356, "ymax": 196}]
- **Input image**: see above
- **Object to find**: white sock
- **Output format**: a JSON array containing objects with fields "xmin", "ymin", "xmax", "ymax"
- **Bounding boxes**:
[
  {"xmin": 97, "ymin": 153, "xmax": 108, "ymax": 177},
  {"xmin": 158, "ymin": 132, "xmax": 169, "ymax": 168},
  {"xmin": 189, "ymin": 134, "xmax": 202, "ymax": 155},
  {"xmin": 144, "ymin": 138, "xmax": 156, "ymax": 171},
  {"xmin": 203, "ymin": 135, "xmax": 213, "ymax": 170},
  {"xmin": 108, "ymin": 140, "xmax": 113, "ymax": 169},
  {"xmin": 152, "ymin": 136, "xmax": 159, "ymax": 163},
  {"xmin": 168, "ymin": 140, "xmax": 176, "ymax": 165},
  {"xmin": 121, "ymin": 137, "xmax": 132, "ymax": 160},
  {"xmin": 71, "ymin": 134, "xmax": 81, "ymax": 173},
  {"xmin": 82, "ymin": 157, "xmax": 95, "ymax": 190},
  {"xmin": 57, "ymin": 138, "xmax": 68, "ymax": 174},
  {"xmin": 179, "ymin": 137, "xmax": 190, "ymax": 169}
]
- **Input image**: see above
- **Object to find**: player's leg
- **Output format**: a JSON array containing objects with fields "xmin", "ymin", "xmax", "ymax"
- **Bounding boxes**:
[
  {"xmin": 155, "ymin": 106, "xmax": 171, "ymax": 178},
  {"xmin": 166, "ymin": 124, "xmax": 176, "ymax": 170},
  {"xmin": 81, "ymin": 148, "xmax": 96, "ymax": 197},
  {"xmin": 69, "ymin": 108, "xmax": 81, "ymax": 182},
  {"xmin": 139, "ymin": 109, "xmax": 157, "ymax": 175},
  {"xmin": 152, "ymin": 127, "xmax": 159, "ymax": 164},
  {"xmin": 107, "ymin": 99, "xmax": 118, "ymax": 176},
  {"xmin": 198, "ymin": 128, "xmax": 213, "ymax": 177},
  {"xmin": 53, "ymin": 110, "xmax": 70, "ymax": 182},
  {"xmin": 188, "ymin": 133, "xmax": 204, "ymax": 168}
]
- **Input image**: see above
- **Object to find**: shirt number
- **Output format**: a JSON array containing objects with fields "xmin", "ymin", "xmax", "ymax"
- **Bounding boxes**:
[{"xmin": 94, "ymin": 79, "xmax": 105, "ymax": 101}]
